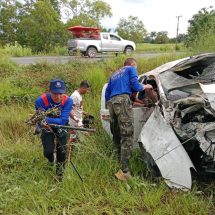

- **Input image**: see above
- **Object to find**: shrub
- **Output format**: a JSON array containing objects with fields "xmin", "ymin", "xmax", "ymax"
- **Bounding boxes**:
[
  {"xmin": 4, "ymin": 42, "xmax": 32, "ymax": 57},
  {"xmin": 0, "ymin": 55, "xmax": 19, "ymax": 77},
  {"xmin": 191, "ymin": 33, "xmax": 215, "ymax": 53}
]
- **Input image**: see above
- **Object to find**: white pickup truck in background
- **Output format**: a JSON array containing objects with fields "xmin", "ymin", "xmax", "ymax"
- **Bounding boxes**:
[{"xmin": 67, "ymin": 32, "xmax": 136, "ymax": 58}]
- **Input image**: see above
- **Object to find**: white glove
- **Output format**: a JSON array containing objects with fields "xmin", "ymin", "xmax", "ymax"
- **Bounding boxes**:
[{"xmin": 77, "ymin": 121, "xmax": 83, "ymax": 127}]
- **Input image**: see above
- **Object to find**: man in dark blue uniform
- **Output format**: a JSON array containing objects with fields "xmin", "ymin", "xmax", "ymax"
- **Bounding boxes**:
[
  {"xmin": 105, "ymin": 58, "xmax": 153, "ymax": 180},
  {"xmin": 35, "ymin": 79, "xmax": 73, "ymax": 181}
]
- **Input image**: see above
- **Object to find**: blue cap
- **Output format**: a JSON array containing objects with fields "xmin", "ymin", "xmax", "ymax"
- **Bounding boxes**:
[{"xmin": 49, "ymin": 79, "xmax": 66, "ymax": 94}]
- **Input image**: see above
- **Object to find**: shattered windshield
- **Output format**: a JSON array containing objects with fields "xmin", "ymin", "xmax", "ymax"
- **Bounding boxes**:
[{"xmin": 159, "ymin": 55, "xmax": 215, "ymax": 101}]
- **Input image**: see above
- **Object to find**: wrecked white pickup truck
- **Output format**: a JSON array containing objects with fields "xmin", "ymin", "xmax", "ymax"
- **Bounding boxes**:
[{"xmin": 100, "ymin": 53, "xmax": 215, "ymax": 190}]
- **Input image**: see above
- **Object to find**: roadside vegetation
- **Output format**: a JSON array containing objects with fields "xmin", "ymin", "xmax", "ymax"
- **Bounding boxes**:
[
  {"xmin": 185, "ymin": 7, "xmax": 215, "ymax": 53},
  {"xmin": 1, "ymin": 43, "xmax": 68, "ymax": 57},
  {"xmin": 136, "ymin": 43, "xmax": 187, "ymax": 52},
  {"xmin": 0, "ymin": 53, "xmax": 214, "ymax": 214},
  {"xmin": 1, "ymin": 43, "xmax": 187, "ymax": 57},
  {"xmin": 1, "ymin": 1, "xmax": 214, "ymax": 57}
]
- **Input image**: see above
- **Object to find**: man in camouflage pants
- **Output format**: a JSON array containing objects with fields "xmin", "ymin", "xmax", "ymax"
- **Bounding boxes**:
[{"xmin": 105, "ymin": 58, "xmax": 153, "ymax": 180}]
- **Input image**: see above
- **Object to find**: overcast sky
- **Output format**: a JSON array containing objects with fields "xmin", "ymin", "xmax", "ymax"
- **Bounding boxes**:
[{"xmin": 102, "ymin": 0, "xmax": 215, "ymax": 37}]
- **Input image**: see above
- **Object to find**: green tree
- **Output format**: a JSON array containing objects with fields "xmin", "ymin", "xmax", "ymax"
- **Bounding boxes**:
[
  {"xmin": 23, "ymin": 0, "xmax": 61, "ymax": 16},
  {"xmin": 116, "ymin": 16, "xmax": 147, "ymax": 43},
  {"xmin": 186, "ymin": 7, "xmax": 215, "ymax": 51},
  {"xmin": 177, "ymin": 33, "xmax": 187, "ymax": 43},
  {"xmin": 17, "ymin": 0, "xmax": 66, "ymax": 52},
  {"xmin": 150, "ymin": 31, "xmax": 157, "ymax": 42},
  {"xmin": 64, "ymin": 0, "xmax": 112, "ymax": 27},
  {"xmin": 49, "ymin": 0, "xmax": 61, "ymax": 15},
  {"xmin": 143, "ymin": 35, "xmax": 151, "ymax": 43},
  {"xmin": 0, "ymin": 0, "xmax": 23, "ymax": 45},
  {"xmin": 154, "ymin": 31, "xmax": 169, "ymax": 44}
]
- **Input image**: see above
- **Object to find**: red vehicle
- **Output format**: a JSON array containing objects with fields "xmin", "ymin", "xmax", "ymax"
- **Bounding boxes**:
[{"xmin": 67, "ymin": 26, "xmax": 101, "ymax": 40}]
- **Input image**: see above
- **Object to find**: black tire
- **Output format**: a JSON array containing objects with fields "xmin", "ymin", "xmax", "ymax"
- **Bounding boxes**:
[
  {"xmin": 124, "ymin": 46, "xmax": 133, "ymax": 55},
  {"xmin": 87, "ymin": 47, "xmax": 97, "ymax": 58}
]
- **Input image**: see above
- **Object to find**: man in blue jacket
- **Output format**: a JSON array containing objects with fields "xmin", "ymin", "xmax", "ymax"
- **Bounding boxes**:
[
  {"xmin": 35, "ymin": 79, "xmax": 73, "ymax": 181},
  {"xmin": 105, "ymin": 58, "xmax": 153, "ymax": 180}
]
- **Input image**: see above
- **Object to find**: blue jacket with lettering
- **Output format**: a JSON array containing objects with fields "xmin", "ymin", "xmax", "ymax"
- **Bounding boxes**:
[
  {"xmin": 105, "ymin": 66, "xmax": 144, "ymax": 101},
  {"xmin": 35, "ymin": 93, "xmax": 73, "ymax": 125}
]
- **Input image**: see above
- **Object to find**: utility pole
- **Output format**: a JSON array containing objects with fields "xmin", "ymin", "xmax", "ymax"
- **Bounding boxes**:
[{"xmin": 175, "ymin": 15, "xmax": 182, "ymax": 50}]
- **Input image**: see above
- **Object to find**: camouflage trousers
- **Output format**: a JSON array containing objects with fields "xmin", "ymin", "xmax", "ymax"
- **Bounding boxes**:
[{"xmin": 108, "ymin": 94, "xmax": 134, "ymax": 173}]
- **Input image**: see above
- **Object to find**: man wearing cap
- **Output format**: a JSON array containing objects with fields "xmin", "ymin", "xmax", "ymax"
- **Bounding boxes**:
[
  {"xmin": 105, "ymin": 58, "xmax": 153, "ymax": 181},
  {"xmin": 35, "ymin": 79, "xmax": 73, "ymax": 181}
]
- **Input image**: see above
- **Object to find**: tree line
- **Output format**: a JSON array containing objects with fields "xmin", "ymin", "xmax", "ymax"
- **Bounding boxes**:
[
  {"xmin": 0, "ymin": 0, "xmax": 214, "ymax": 53},
  {"xmin": 0, "ymin": 0, "xmax": 112, "ymax": 52}
]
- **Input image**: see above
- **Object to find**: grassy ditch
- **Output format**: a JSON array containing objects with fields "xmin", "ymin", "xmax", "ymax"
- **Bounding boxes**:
[{"xmin": 0, "ymin": 54, "xmax": 214, "ymax": 214}]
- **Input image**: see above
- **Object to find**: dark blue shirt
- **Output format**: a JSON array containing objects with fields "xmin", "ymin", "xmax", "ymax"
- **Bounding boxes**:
[
  {"xmin": 35, "ymin": 93, "xmax": 73, "ymax": 125},
  {"xmin": 105, "ymin": 66, "xmax": 144, "ymax": 101}
]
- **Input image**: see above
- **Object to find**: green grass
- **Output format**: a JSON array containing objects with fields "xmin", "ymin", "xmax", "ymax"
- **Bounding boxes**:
[
  {"xmin": 0, "ymin": 42, "xmax": 189, "ymax": 58},
  {"xmin": 1, "ymin": 43, "xmax": 68, "ymax": 57},
  {"xmin": 136, "ymin": 43, "xmax": 188, "ymax": 52},
  {"xmin": 0, "ymin": 54, "xmax": 214, "ymax": 214},
  {"xmin": 191, "ymin": 34, "xmax": 215, "ymax": 54},
  {"xmin": 4, "ymin": 42, "xmax": 32, "ymax": 57}
]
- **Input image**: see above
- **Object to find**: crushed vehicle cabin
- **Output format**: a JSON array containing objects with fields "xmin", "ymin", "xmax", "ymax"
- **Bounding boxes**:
[{"xmin": 100, "ymin": 53, "xmax": 215, "ymax": 190}]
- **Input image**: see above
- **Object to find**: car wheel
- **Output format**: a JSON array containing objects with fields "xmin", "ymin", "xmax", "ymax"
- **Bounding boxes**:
[
  {"xmin": 124, "ymin": 46, "xmax": 133, "ymax": 55},
  {"xmin": 87, "ymin": 47, "xmax": 97, "ymax": 58}
]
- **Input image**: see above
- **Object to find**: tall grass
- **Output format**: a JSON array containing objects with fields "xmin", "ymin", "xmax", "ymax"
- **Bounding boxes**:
[
  {"xmin": 0, "ymin": 80, "xmax": 39, "ymax": 104},
  {"xmin": 0, "ymin": 54, "xmax": 214, "ymax": 214},
  {"xmin": 191, "ymin": 33, "xmax": 215, "ymax": 53},
  {"xmin": 0, "ymin": 54, "xmax": 20, "ymax": 78},
  {"xmin": 0, "ymin": 106, "xmax": 213, "ymax": 214},
  {"xmin": 4, "ymin": 42, "xmax": 32, "ymax": 57},
  {"xmin": 136, "ymin": 43, "xmax": 188, "ymax": 52},
  {"xmin": 52, "ymin": 45, "xmax": 68, "ymax": 56},
  {"xmin": 1, "ymin": 43, "xmax": 68, "ymax": 57},
  {"xmin": 0, "ymin": 42, "xmax": 190, "ymax": 58}
]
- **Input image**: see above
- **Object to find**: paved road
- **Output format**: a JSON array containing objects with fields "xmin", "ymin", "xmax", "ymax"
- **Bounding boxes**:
[{"xmin": 11, "ymin": 52, "xmax": 180, "ymax": 65}]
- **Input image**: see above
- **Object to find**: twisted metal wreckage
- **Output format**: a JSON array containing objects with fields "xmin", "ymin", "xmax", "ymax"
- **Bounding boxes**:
[{"xmin": 101, "ymin": 53, "xmax": 215, "ymax": 190}]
